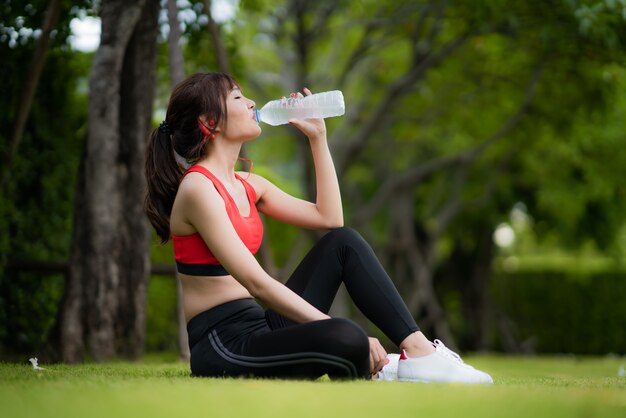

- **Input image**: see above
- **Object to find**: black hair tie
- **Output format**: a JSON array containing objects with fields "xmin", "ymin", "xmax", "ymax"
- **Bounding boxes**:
[{"xmin": 159, "ymin": 120, "xmax": 172, "ymax": 135}]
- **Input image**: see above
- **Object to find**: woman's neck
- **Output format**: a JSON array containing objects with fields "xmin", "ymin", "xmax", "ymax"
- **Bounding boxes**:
[{"xmin": 197, "ymin": 141, "xmax": 242, "ymax": 184}]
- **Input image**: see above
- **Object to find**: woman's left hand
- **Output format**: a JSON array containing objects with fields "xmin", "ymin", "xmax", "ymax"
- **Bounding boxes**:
[
  {"xmin": 368, "ymin": 336, "xmax": 387, "ymax": 375},
  {"xmin": 287, "ymin": 88, "xmax": 327, "ymax": 140}
]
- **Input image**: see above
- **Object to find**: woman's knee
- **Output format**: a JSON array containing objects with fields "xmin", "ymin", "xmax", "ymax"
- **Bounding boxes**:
[
  {"xmin": 326, "ymin": 318, "xmax": 369, "ymax": 356},
  {"xmin": 323, "ymin": 318, "xmax": 369, "ymax": 378},
  {"xmin": 323, "ymin": 227, "xmax": 363, "ymax": 246}
]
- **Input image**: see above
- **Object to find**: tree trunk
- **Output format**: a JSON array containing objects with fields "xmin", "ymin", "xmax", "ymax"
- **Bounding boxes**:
[
  {"xmin": 60, "ymin": 151, "xmax": 87, "ymax": 362},
  {"xmin": 167, "ymin": 0, "xmax": 185, "ymax": 87},
  {"xmin": 203, "ymin": 0, "xmax": 230, "ymax": 74},
  {"xmin": 389, "ymin": 194, "xmax": 458, "ymax": 350},
  {"xmin": 61, "ymin": 0, "xmax": 157, "ymax": 362},
  {"xmin": 442, "ymin": 222, "xmax": 495, "ymax": 351},
  {"xmin": 167, "ymin": 0, "xmax": 191, "ymax": 361},
  {"xmin": 1, "ymin": 0, "xmax": 62, "ymax": 189},
  {"xmin": 116, "ymin": 0, "xmax": 159, "ymax": 358}
]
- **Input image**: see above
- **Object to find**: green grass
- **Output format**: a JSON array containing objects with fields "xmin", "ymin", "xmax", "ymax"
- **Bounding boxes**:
[{"xmin": 1, "ymin": 355, "xmax": 625, "ymax": 418}]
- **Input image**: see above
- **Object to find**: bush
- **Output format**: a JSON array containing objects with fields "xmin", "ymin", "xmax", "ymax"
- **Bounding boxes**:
[
  {"xmin": 491, "ymin": 270, "xmax": 626, "ymax": 354},
  {"xmin": 0, "ymin": 49, "xmax": 87, "ymax": 356}
]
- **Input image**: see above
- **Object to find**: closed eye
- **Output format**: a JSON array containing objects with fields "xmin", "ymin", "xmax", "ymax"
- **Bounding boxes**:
[{"xmin": 231, "ymin": 88, "xmax": 243, "ymax": 99}]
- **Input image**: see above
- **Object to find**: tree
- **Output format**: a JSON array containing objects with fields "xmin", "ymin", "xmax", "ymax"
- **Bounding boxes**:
[
  {"xmin": 59, "ymin": 0, "xmax": 160, "ymax": 362},
  {"xmin": 3, "ymin": 0, "xmax": 623, "ymax": 359},
  {"xmin": 0, "ymin": 0, "xmax": 90, "ymax": 358},
  {"xmin": 235, "ymin": 0, "xmax": 626, "ymax": 350},
  {"xmin": 1, "ymin": 0, "xmax": 63, "ymax": 189}
]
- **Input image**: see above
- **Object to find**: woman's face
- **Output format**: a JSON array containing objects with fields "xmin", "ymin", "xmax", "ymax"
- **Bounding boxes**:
[{"xmin": 220, "ymin": 88, "xmax": 261, "ymax": 142}]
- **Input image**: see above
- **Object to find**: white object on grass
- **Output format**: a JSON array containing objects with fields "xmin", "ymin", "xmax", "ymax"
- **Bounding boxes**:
[{"xmin": 28, "ymin": 357, "xmax": 46, "ymax": 371}]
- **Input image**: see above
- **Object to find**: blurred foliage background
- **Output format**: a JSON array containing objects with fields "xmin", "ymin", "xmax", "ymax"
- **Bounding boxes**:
[{"xmin": 1, "ymin": 0, "xmax": 625, "ymax": 360}]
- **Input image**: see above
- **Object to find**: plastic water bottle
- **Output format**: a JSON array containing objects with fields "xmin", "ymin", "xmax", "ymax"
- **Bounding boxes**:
[{"xmin": 255, "ymin": 90, "xmax": 345, "ymax": 126}]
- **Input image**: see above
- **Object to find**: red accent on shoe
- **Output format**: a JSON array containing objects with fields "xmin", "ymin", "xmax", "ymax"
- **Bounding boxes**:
[
  {"xmin": 400, "ymin": 350, "xmax": 408, "ymax": 360},
  {"xmin": 384, "ymin": 358, "xmax": 390, "ymax": 365}
]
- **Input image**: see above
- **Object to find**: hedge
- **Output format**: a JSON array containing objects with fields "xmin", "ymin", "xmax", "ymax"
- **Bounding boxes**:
[{"xmin": 491, "ymin": 270, "xmax": 626, "ymax": 354}]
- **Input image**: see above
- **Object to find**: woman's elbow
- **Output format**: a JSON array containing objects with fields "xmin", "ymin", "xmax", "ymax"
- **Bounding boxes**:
[
  {"xmin": 244, "ymin": 280, "xmax": 265, "ymax": 299},
  {"xmin": 324, "ymin": 216, "xmax": 344, "ymax": 229},
  {"xmin": 242, "ymin": 275, "xmax": 274, "ymax": 300},
  {"xmin": 247, "ymin": 283, "xmax": 277, "ymax": 307},
  {"xmin": 330, "ymin": 219, "xmax": 344, "ymax": 229}
]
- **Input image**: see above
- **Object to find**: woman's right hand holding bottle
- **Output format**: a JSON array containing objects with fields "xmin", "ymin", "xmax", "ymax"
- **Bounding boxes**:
[{"xmin": 286, "ymin": 88, "xmax": 327, "ymax": 141}]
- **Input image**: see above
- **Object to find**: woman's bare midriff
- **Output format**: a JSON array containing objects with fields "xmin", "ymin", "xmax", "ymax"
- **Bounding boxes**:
[{"xmin": 178, "ymin": 274, "xmax": 254, "ymax": 322}]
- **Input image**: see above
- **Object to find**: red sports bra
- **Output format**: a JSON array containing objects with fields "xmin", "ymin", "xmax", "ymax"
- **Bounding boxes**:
[{"xmin": 172, "ymin": 165, "xmax": 263, "ymax": 276}]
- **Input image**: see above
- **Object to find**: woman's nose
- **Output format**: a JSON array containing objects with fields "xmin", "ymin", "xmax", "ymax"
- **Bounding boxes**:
[{"xmin": 248, "ymin": 99, "xmax": 256, "ymax": 109}]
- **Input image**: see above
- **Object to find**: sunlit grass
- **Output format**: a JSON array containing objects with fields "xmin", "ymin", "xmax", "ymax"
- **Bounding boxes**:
[{"xmin": 1, "ymin": 355, "xmax": 625, "ymax": 418}]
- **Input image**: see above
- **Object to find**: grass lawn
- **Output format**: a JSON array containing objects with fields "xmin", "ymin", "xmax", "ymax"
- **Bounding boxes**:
[{"xmin": 1, "ymin": 355, "xmax": 625, "ymax": 418}]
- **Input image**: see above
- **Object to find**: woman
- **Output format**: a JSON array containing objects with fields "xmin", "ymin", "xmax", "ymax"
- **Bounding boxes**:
[{"xmin": 144, "ymin": 72, "xmax": 492, "ymax": 383}]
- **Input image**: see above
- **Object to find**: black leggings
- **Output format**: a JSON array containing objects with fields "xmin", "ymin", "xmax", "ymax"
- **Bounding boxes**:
[{"xmin": 187, "ymin": 227, "xmax": 419, "ymax": 379}]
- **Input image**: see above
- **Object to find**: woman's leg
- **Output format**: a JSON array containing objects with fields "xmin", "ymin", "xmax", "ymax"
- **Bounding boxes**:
[
  {"xmin": 243, "ymin": 318, "xmax": 370, "ymax": 379},
  {"xmin": 262, "ymin": 228, "xmax": 493, "ymax": 384},
  {"xmin": 266, "ymin": 227, "xmax": 419, "ymax": 347},
  {"xmin": 188, "ymin": 299, "xmax": 369, "ymax": 379}
]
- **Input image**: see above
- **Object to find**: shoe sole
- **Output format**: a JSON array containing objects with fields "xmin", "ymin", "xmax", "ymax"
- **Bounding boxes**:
[
  {"xmin": 398, "ymin": 376, "xmax": 492, "ymax": 384},
  {"xmin": 397, "ymin": 377, "xmax": 429, "ymax": 383}
]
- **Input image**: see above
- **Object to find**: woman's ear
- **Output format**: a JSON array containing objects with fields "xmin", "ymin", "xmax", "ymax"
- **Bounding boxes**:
[
  {"xmin": 198, "ymin": 117, "xmax": 216, "ymax": 141},
  {"xmin": 199, "ymin": 115, "xmax": 221, "ymax": 133}
]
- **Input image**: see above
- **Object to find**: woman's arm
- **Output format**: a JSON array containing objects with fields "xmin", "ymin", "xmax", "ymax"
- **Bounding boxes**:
[
  {"xmin": 179, "ymin": 174, "xmax": 329, "ymax": 323},
  {"xmin": 250, "ymin": 89, "xmax": 344, "ymax": 229}
]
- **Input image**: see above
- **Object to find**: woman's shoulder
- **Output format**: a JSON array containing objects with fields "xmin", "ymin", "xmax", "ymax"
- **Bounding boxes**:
[
  {"xmin": 177, "ymin": 171, "xmax": 223, "ymax": 203},
  {"xmin": 179, "ymin": 170, "xmax": 209, "ymax": 189},
  {"xmin": 171, "ymin": 172, "xmax": 225, "ymax": 235},
  {"xmin": 236, "ymin": 171, "xmax": 270, "ymax": 189}
]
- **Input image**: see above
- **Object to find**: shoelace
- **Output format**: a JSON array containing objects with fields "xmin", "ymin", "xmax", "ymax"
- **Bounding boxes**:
[{"xmin": 433, "ymin": 339, "xmax": 465, "ymax": 364}]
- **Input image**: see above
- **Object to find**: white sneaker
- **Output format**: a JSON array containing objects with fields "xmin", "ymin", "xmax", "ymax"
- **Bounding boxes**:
[
  {"xmin": 375, "ymin": 353, "xmax": 400, "ymax": 381},
  {"xmin": 397, "ymin": 339, "xmax": 493, "ymax": 384}
]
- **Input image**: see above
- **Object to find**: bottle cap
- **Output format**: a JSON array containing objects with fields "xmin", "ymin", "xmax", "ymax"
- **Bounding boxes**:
[{"xmin": 255, "ymin": 109, "xmax": 261, "ymax": 124}]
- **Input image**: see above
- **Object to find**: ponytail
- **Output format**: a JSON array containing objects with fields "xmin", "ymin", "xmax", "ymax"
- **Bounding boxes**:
[{"xmin": 144, "ymin": 126, "xmax": 183, "ymax": 243}]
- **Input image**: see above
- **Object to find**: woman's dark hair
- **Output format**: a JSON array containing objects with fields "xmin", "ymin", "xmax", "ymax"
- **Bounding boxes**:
[{"xmin": 145, "ymin": 72, "xmax": 238, "ymax": 243}]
